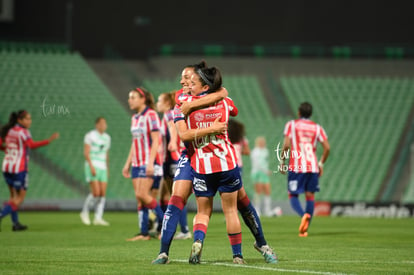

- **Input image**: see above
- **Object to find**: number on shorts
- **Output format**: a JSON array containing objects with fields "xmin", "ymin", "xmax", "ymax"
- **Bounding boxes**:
[{"xmin": 178, "ymin": 156, "xmax": 188, "ymax": 168}]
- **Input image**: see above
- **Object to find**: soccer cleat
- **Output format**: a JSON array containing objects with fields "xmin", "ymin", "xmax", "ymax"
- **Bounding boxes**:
[
  {"xmin": 174, "ymin": 231, "xmax": 192, "ymax": 240},
  {"xmin": 299, "ymin": 232, "xmax": 308, "ymax": 237},
  {"xmin": 254, "ymin": 242, "xmax": 278, "ymax": 263},
  {"xmin": 12, "ymin": 222, "xmax": 28, "ymax": 232},
  {"xmin": 233, "ymin": 256, "xmax": 246, "ymax": 264},
  {"xmin": 93, "ymin": 218, "xmax": 110, "ymax": 226},
  {"xmin": 152, "ymin": 252, "xmax": 170, "ymax": 264},
  {"xmin": 126, "ymin": 234, "xmax": 151, "ymax": 241},
  {"xmin": 189, "ymin": 240, "xmax": 203, "ymax": 264},
  {"xmin": 299, "ymin": 213, "xmax": 311, "ymax": 234},
  {"xmin": 80, "ymin": 212, "xmax": 91, "ymax": 226}
]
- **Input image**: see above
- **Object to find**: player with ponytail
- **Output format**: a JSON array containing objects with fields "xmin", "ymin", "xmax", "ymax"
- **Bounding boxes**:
[
  {"xmin": 122, "ymin": 87, "xmax": 164, "ymax": 241},
  {"xmin": 0, "ymin": 110, "xmax": 59, "ymax": 231}
]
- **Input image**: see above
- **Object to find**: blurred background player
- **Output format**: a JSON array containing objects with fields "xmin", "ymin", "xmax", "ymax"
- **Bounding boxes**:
[
  {"xmin": 0, "ymin": 110, "xmax": 59, "ymax": 231},
  {"xmin": 80, "ymin": 117, "xmax": 111, "ymax": 226},
  {"xmin": 148, "ymin": 113, "xmax": 164, "ymax": 236},
  {"xmin": 228, "ymin": 119, "xmax": 250, "ymax": 176},
  {"xmin": 279, "ymin": 102, "xmax": 330, "ymax": 237},
  {"xmin": 156, "ymin": 91, "xmax": 191, "ymax": 239},
  {"xmin": 122, "ymin": 87, "xmax": 164, "ymax": 241},
  {"xmin": 250, "ymin": 136, "xmax": 272, "ymax": 217}
]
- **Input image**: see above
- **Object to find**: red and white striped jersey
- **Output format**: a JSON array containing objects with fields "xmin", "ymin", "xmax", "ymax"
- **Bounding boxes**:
[
  {"xmin": 175, "ymin": 94, "xmax": 239, "ymax": 174},
  {"xmin": 161, "ymin": 109, "xmax": 182, "ymax": 161},
  {"xmin": 2, "ymin": 125, "xmax": 49, "ymax": 173},
  {"xmin": 175, "ymin": 88, "xmax": 184, "ymax": 105},
  {"xmin": 283, "ymin": 119, "xmax": 328, "ymax": 173},
  {"xmin": 131, "ymin": 107, "xmax": 161, "ymax": 167},
  {"xmin": 233, "ymin": 137, "xmax": 248, "ymax": 168}
]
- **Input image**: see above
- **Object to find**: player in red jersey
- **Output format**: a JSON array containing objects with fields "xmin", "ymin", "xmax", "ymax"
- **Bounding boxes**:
[
  {"xmin": 279, "ymin": 102, "xmax": 330, "ymax": 237},
  {"xmin": 153, "ymin": 62, "xmax": 233, "ymax": 264},
  {"xmin": 153, "ymin": 62, "xmax": 277, "ymax": 265},
  {"xmin": 181, "ymin": 66, "xmax": 247, "ymax": 264},
  {"xmin": 122, "ymin": 88, "xmax": 164, "ymax": 241},
  {"xmin": 0, "ymin": 110, "xmax": 59, "ymax": 231},
  {"xmin": 156, "ymin": 91, "xmax": 191, "ymax": 239}
]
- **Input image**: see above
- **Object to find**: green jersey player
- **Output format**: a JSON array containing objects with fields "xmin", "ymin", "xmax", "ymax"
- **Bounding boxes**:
[{"xmin": 80, "ymin": 117, "xmax": 111, "ymax": 226}]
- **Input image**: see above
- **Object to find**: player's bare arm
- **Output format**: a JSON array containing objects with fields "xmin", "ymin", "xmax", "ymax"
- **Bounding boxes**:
[
  {"xmin": 175, "ymin": 117, "xmax": 227, "ymax": 142},
  {"xmin": 106, "ymin": 151, "xmax": 110, "ymax": 179},
  {"xmin": 242, "ymin": 141, "xmax": 250, "ymax": 156},
  {"xmin": 318, "ymin": 139, "xmax": 330, "ymax": 177},
  {"xmin": 84, "ymin": 144, "xmax": 96, "ymax": 176},
  {"xmin": 180, "ymin": 87, "xmax": 228, "ymax": 116},
  {"xmin": 122, "ymin": 143, "xmax": 133, "ymax": 178},
  {"xmin": 146, "ymin": 131, "xmax": 160, "ymax": 176},
  {"xmin": 167, "ymin": 120, "xmax": 178, "ymax": 152}
]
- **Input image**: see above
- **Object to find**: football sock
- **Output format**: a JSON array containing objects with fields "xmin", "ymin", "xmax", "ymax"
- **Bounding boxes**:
[
  {"xmin": 289, "ymin": 194, "xmax": 305, "ymax": 216},
  {"xmin": 95, "ymin": 197, "xmax": 106, "ymax": 220},
  {"xmin": 305, "ymin": 194, "xmax": 315, "ymax": 223},
  {"xmin": 160, "ymin": 199, "xmax": 169, "ymax": 213},
  {"xmin": 138, "ymin": 206, "xmax": 149, "ymax": 235},
  {"xmin": 160, "ymin": 195, "xmax": 185, "ymax": 255},
  {"xmin": 11, "ymin": 210, "xmax": 19, "ymax": 225},
  {"xmin": 237, "ymin": 195, "xmax": 266, "ymax": 247},
  {"xmin": 228, "ymin": 232, "xmax": 242, "ymax": 258},
  {"xmin": 264, "ymin": 195, "xmax": 272, "ymax": 216},
  {"xmin": 81, "ymin": 193, "xmax": 94, "ymax": 213},
  {"xmin": 179, "ymin": 206, "xmax": 189, "ymax": 233},
  {"xmin": 193, "ymin": 223, "xmax": 207, "ymax": 243},
  {"xmin": 0, "ymin": 201, "xmax": 17, "ymax": 218},
  {"xmin": 253, "ymin": 193, "xmax": 262, "ymax": 216}
]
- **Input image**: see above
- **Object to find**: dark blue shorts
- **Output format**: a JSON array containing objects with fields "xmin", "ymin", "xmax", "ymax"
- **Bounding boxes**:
[
  {"xmin": 287, "ymin": 172, "xmax": 320, "ymax": 195},
  {"xmin": 3, "ymin": 171, "xmax": 29, "ymax": 191},
  {"xmin": 131, "ymin": 166, "xmax": 147, "ymax": 179},
  {"xmin": 163, "ymin": 158, "xmax": 178, "ymax": 179},
  {"xmin": 173, "ymin": 151, "xmax": 193, "ymax": 182},
  {"xmin": 152, "ymin": 176, "xmax": 162, "ymax": 189},
  {"xmin": 131, "ymin": 164, "xmax": 163, "ymax": 180},
  {"xmin": 192, "ymin": 167, "xmax": 242, "ymax": 197}
]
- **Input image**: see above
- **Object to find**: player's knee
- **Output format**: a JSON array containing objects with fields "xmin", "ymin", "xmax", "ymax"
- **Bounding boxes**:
[
  {"xmin": 136, "ymin": 193, "xmax": 146, "ymax": 202},
  {"xmin": 173, "ymin": 184, "xmax": 191, "ymax": 199},
  {"xmin": 223, "ymin": 207, "xmax": 238, "ymax": 217}
]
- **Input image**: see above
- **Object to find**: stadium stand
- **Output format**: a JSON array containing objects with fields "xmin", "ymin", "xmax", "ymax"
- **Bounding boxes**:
[
  {"xmin": 2, "ymin": 43, "xmax": 413, "ymax": 204},
  {"xmin": 403, "ymin": 173, "xmax": 414, "ymax": 203},
  {"xmin": 26, "ymin": 161, "xmax": 79, "ymax": 199},
  {"xmin": 0, "ymin": 43, "xmax": 132, "ymax": 201}
]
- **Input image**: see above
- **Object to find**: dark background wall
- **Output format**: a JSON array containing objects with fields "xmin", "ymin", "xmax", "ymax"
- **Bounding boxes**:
[{"xmin": 1, "ymin": 0, "xmax": 413, "ymax": 58}]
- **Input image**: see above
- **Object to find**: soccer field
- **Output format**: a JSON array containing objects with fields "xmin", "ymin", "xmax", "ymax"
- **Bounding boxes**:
[{"xmin": 0, "ymin": 212, "xmax": 413, "ymax": 274}]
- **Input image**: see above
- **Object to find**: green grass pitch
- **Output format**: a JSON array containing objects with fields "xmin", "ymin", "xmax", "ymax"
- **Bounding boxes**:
[{"xmin": 0, "ymin": 212, "xmax": 413, "ymax": 274}]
